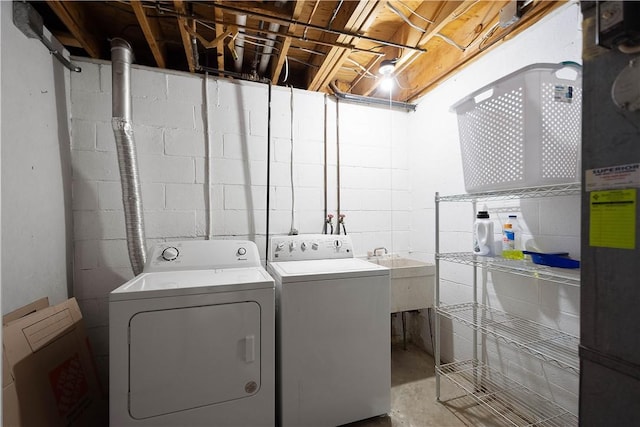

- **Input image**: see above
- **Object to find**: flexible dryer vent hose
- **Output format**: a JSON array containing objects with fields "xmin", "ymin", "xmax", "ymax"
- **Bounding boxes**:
[{"xmin": 111, "ymin": 38, "xmax": 146, "ymax": 275}]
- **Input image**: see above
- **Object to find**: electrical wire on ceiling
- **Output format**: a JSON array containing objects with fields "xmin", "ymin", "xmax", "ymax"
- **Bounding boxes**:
[
  {"xmin": 452, "ymin": 0, "xmax": 481, "ymax": 19},
  {"xmin": 345, "ymin": 58, "xmax": 377, "ymax": 78},
  {"xmin": 326, "ymin": 0, "xmax": 344, "ymax": 30},
  {"xmin": 350, "ymin": 56, "xmax": 385, "ymax": 91},
  {"xmin": 478, "ymin": 21, "xmax": 514, "ymax": 52},
  {"xmin": 242, "ymin": 32, "xmax": 284, "ymax": 46},
  {"xmin": 386, "ymin": 1, "xmax": 482, "ymax": 52},
  {"xmin": 288, "ymin": 45, "xmax": 327, "ymax": 57},
  {"xmin": 433, "ymin": 30, "xmax": 483, "ymax": 52},
  {"xmin": 193, "ymin": 1, "xmax": 428, "ymax": 53},
  {"xmin": 340, "ymin": 67, "xmax": 377, "ymax": 79},
  {"xmin": 386, "ymin": 2, "xmax": 429, "ymax": 33},
  {"xmin": 287, "ymin": 57, "xmax": 320, "ymax": 69},
  {"xmin": 302, "ymin": 0, "xmax": 320, "ymax": 40},
  {"xmin": 241, "ymin": 39, "xmax": 280, "ymax": 53},
  {"xmin": 392, "ymin": 1, "xmax": 435, "ymax": 24}
]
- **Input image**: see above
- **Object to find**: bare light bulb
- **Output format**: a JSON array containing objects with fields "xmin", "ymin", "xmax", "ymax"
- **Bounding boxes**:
[{"xmin": 380, "ymin": 76, "xmax": 394, "ymax": 92}]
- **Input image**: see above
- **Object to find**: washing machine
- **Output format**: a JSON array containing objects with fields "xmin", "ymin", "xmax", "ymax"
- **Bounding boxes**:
[
  {"xmin": 267, "ymin": 234, "xmax": 390, "ymax": 427},
  {"xmin": 109, "ymin": 240, "xmax": 275, "ymax": 426}
]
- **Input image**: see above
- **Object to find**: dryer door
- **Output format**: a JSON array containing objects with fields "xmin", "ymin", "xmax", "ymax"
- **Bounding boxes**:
[{"xmin": 128, "ymin": 301, "xmax": 261, "ymax": 419}]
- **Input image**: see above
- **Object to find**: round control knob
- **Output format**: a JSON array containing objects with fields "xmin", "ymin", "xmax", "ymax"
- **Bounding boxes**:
[
  {"xmin": 312, "ymin": 242, "xmax": 319, "ymax": 250},
  {"xmin": 277, "ymin": 242, "xmax": 285, "ymax": 250},
  {"xmin": 289, "ymin": 241, "xmax": 296, "ymax": 251},
  {"xmin": 237, "ymin": 247, "xmax": 247, "ymax": 256},
  {"xmin": 334, "ymin": 240, "xmax": 342, "ymax": 248},
  {"xmin": 301, "ymin": 242, "xmax": 307, "ymax": 251},
  {"xmin": 161, "ymin": 246, "xmax": 179, "ymax": 261}
]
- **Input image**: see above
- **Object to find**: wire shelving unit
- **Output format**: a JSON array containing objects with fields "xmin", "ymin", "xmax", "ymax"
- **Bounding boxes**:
[{"xmin": 434, "ymin": 184, "xmax": 581, "ymax": 426}]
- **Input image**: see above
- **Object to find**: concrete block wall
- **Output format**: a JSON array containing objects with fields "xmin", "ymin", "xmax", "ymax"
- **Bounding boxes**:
[
  {"xmin": 69, "ymin": 59, "xmax": 411, "ymax": 386},
  {"xmin": 407, "ymin": 2, "xmax": 583, "ymax": 415}
]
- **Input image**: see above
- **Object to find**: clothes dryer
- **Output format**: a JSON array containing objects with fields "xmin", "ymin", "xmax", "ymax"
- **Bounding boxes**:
[{"xmin": 110, "ymin": 240, "xmax": 275, "ymax": 426}]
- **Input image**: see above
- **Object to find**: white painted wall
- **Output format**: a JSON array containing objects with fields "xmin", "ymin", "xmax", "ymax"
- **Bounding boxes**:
[
  {"xmin": 69, "ymin": 59, "xmax": 411, "ymax": 385},
  {"xmin": 408, "ymin": 2, "xmax": 583, "ymax": 415},
  {"xmin": 1, "ymin": 1, "xmax": 73, "ymax": 313}
]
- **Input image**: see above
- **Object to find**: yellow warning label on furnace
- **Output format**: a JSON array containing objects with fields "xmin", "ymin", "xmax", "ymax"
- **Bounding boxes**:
[{"xmin": 590, "ymin": 189, "xmax": 636, "ymax": 249}]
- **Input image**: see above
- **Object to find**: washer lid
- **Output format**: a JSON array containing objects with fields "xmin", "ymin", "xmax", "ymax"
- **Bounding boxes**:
[
  {"xmin": 268, "ymin": 258, "xmax": 388, "ymax": 283},
  {"xmin": 110, "ymin": 267, "xmax": 274, "ymax": 301}
]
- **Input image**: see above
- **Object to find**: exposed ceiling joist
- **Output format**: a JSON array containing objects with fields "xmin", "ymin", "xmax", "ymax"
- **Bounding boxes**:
[
  {"xmin": 174, "ymin": 0, "xmax": 196, "ymax": 73},
  {"xmin": 131, "ymin": 0, "xmax": 167, "ymax": 69},
  {"xmin": 271, "ymin": 0, "xmax": 307, "ymax": 84},
  {"xmin": 404, "ymin": 0, "xmax": 564, "ymax": 102},
  {"xmin": 52, "ymin": 31, "xmax": 82, "ymax": 49},
  {"xmin": 45, "ymin": 0, "xmax": 101, "ymax": 58},
  {"xmin": 214, "ymin": 4, "xmax": 225, "ymax": 71},
  {"xmin": 35, "ymin": 0, "xmax": 570, "ymax": 102},
  {"xmin": 308, "ymin": 1, "xmax": 384, "ymax": 92},
  {"xmin": 356, "ymin": 1, "xmax": 467, "ymax": 97}
]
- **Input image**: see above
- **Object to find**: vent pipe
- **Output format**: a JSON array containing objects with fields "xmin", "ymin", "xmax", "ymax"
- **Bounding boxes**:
[
  {"xmin": 328, "ymin": 82, "xmax": 417, "ymax": 112},
  {"xmin": 259, "ymin": 23, "xmax": 280, "ymax": 75},
  {"xmin": 234, "ymin": 15, "xmax": 247, "ymax": 72},
  {"xmin": 111, "ymin": 38, "xmax": 147, "ymax": 275}
]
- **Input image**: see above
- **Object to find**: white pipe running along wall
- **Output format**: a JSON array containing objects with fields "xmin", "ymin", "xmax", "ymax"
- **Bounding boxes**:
[
  {"xmin": 288, "ymin": 87, "xmax": 298, "ymax": 235},
  {"xmin": 335, "ymin": 98, "xmax": 342, "ymax": 234},
  {"xmin": 204, "ymin": 72, "xmax": 214, "ymax": 240}
]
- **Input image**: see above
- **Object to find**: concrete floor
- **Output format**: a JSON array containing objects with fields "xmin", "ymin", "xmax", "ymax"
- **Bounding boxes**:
[
  {"xmin": 99, "ymin": 341, "xmax": 500, "ymax": 426},
  {"xmin": 345, "ymin": 343, "xmax": 500, "ymax": 427}
]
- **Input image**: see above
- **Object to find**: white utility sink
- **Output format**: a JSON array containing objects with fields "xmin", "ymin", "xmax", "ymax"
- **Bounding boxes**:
[{"xmin": 368, "ymin": 256, "xmax": 435, "ymax": 313}]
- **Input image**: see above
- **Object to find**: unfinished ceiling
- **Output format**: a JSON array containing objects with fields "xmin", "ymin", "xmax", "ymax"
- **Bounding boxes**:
[{"xmin": 33, "ymin": 1, "xmax": 566, "ymax": 102}]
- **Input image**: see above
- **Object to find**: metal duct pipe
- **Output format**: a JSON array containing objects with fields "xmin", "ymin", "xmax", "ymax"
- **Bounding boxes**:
[
  {"xmin": 328, "ymin": 82, "xmax": 417, "ymax": 112},
  {"xmin": 111, "ymin": 38, "xmax": 147, "ymax": 275}
]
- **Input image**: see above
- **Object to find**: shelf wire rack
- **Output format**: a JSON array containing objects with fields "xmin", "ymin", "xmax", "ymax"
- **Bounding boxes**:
[
  {"xmin": 436, "ymin": 183, "xmax": 581, "ymax": 203},
  {"xmin": 437, "ymin": 302, "xmax": 579, "ymax": 374},
  {"xmin": 438, "ymin": 360, "xmax": 578, "ymax": 426},
  {"xmin": 437, "ymin": 252, "xmax": 580, "ymax": 286}
]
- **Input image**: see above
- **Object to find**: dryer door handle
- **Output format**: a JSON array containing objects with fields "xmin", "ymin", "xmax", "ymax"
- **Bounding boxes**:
[{"xmin": 245, "ymin": 335, "xmax": 255, "ymax": 363}]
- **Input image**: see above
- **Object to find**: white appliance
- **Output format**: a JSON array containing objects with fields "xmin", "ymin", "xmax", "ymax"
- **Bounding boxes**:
[
  {"xmin": 109, "ymin": 240, "xmax": 275, "ymax": 426},
  {"xmin": 267, "ymin": 234, "xmax": 390, "ymax": 427}
]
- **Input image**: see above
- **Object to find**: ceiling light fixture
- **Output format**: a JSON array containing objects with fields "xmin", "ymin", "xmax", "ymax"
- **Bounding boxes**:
[
  {"xmin": 378, "ymin": 59, "xmax": 397, "ymax": 76},
  {"xmin": 379, "ymin": 58, "xmax": 398, "ymax": 92}
]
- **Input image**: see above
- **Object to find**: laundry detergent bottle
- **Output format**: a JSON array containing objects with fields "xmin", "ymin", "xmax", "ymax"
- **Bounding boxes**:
[
  {"xmin": 502, "ymin": 215, "xmax": 524, "ymax": 260},
  {"xmin": 473, "ymin": 211, "xmax": 494, "ymax": 256}
]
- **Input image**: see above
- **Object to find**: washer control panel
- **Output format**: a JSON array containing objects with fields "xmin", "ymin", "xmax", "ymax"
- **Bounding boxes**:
[
  {"xmin": 145, "ymin": 240, "xmax": 261, "ymax": 272},
  {"xmin": 269, "ymin": 234, "xmax": 353, "ymax": 261}
]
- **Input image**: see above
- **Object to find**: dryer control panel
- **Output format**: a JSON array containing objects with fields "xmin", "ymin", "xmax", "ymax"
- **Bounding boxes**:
[
  {"xmin": 269, "ymin": 234, "xmax": 353, "ymax": 261},
  {"xmin": 145, "ymin": 240, "xmax": 261, "ymax": 272}
]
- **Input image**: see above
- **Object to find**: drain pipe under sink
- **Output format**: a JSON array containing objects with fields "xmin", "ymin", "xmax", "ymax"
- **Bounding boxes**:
[{"xmin": 111, "ymin": 38, "xmax": 147, "ymax": 275}]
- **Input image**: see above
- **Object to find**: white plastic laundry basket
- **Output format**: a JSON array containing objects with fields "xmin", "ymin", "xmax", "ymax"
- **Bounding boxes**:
[{"xmin": 451, "ymin": 62, "xmax": 582, "ymax": 193}]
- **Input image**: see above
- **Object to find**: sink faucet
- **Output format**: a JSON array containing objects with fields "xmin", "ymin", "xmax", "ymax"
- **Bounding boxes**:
[{"xmin": 373, "ymin": 247, "xmax": 388, "ymax": 257}]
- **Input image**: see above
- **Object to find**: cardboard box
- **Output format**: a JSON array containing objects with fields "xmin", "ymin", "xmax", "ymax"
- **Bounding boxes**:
[{"xmin": 2, "ymin": 298, "xmax": 106, "ymax": 426}]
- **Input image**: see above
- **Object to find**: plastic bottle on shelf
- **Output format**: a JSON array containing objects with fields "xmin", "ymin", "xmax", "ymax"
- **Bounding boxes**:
[
  {"xmin": 502, "ymin": 215, "xmax": 524, "ymax": 260},
  {"xmin": 473, "ymin": 211, "xmax": 494, "ymax": 256}
]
